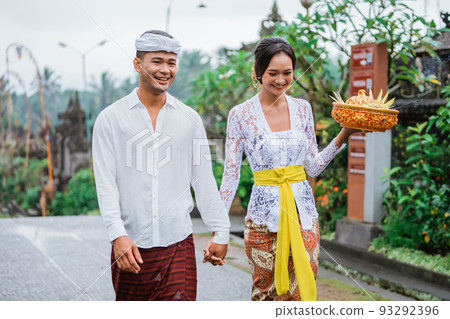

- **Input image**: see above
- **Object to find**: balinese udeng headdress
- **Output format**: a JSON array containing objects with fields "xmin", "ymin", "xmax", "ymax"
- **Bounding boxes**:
[{"xmin": 135, "ymin": 32, "xmax": 182, "ymax": 54}]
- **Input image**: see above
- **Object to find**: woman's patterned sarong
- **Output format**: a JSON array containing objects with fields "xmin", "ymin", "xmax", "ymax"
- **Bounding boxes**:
[
  {"xmin": 111, "ymin": 234, "xmax": 197, "ymax": 301},
  {"xmin": 244, "ymin": 219, "xmax": 320, "ymax": 301}
]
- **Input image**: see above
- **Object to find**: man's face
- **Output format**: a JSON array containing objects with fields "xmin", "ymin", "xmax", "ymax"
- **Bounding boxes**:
[{"xmin": 134, "ymin": 51, "xmax": 178, "ymax": 94}]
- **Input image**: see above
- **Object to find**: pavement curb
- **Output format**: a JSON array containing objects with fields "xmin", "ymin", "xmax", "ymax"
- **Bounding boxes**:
[{"xmin": 320, "ymin": 239, "xmax": 449, "ymax": 301}]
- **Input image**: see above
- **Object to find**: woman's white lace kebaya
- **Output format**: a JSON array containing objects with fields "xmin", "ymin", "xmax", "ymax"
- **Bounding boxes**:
[{"xmin": 219, "ymin": 94, "xmax": 345, "ymax": 232}]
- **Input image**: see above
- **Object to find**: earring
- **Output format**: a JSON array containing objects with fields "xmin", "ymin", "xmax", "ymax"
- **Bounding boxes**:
[{"xmin": 251, "ymin": 61, "xmax": 262, "ymax": 89}]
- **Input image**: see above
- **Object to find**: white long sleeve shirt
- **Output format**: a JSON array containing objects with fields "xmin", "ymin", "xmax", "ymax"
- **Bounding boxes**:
[{"xmin": 92, "ymin": 88, "xmax": 230, "ymax": 248}]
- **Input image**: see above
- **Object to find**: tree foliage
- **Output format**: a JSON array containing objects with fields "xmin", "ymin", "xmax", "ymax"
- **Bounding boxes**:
[{"xmin": 187, "ymin": 50, "xmax": 256, "ymax": 138}]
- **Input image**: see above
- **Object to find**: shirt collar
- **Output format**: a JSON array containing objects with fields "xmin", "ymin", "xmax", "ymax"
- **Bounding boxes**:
[{"xmin": 127, "ymin": 88, "xmax": 177, "ymax": 110}]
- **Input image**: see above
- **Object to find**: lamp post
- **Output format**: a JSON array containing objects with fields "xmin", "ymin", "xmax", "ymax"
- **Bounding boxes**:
[
  {"xmin": 166, "ymin": 0, "xmax": 207, "ymax": 33},
  {"xmin": 58, "ymin": 40, "xmax": 107, "ymax": 141},
  {"xmin": 166, "ymin": 0, "xmax": 175, "ymax": 33}
]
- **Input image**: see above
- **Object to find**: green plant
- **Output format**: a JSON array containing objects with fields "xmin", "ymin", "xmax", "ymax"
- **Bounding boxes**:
[
  {"xmin": 379, "ymin": 89, "xmax": 450, "ymax": 255},
  {"xmin": 49, "ymin": 168, "xmax": 98, "ymax": 216},
  {"xmin": 67, "ymin": 168, "xmax": 98, "ymax": 213},
  {"xmin": 22, "ymin": 186, "xmax": 41, "ymax": 210},
  {"xmin": 370, "ymin": 236, "xmax": 450, "ymax": 275},
  {"xmin": 50, "ymin": 191, "xmax": 76, "ymax": 216},
  {"xmin": 0, "ymin": 155, "xmax": 47, "ymax": 209}
]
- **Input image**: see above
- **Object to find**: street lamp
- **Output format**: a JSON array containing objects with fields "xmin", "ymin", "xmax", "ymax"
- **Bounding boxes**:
[
  {"xmin": 300, "ymin": 0, "xmax": 314, "ymax": 9},
  {"xmin": 166, "ymin": 0, "xmax": 207, "ymax": 33},
  {"xmin": 58, "ymin": 40, "xmax": 107, "ymax": 141}
]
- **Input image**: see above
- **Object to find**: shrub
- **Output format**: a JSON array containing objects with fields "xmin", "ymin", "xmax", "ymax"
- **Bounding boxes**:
[
  {"xmin": 50, "ymin": 191, "xmax": 76, "ymax": 216},
  {"xmin": 22, "ymin": 186, "xmax": 41, "ymax": 210},
  {"xmin": 0, "ymin": 155, "xmax": 47, "ymax": 209},
  {"xmin": 379, "ymin": 93, "xmax": 450, "ymax": 255},
  {"xmin": 49, "ymin": 168, "xmax": 98, "ymax": 216},
  {"xmin": 67, "ymin": 168, "xmax": 98, "ymax": 213},
  {"xmin": 316, "ymin": 179, "xmax": 348, "ymax": 233}
]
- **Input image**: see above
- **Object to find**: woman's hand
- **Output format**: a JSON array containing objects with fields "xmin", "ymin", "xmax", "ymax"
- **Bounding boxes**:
[
  {"xmin": 203, "ymin": 236, "xmax": 227, "ymax": 266},
  {"xmin": 342, "ymin": 127, "xmax": 362, "ymax": 136},
  {"xmin": 335, "ymin": 127, "xmax": 369, "ymax": 148}
]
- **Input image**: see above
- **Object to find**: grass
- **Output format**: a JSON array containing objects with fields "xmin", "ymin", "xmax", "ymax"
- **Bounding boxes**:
[
  {"xmin": 320, "ymin": 230, "xmax": 336, "ymax": 241},
  {"xmin": 317, "ymin": 276, "xmax": 389, "ymax": 301},
  {"xmin": 86, "ymin": 210, "xmax": 101, "ymax": 216},
  {"xmin": 319, "ymin": 259, "xmax": 442, "ymax": 301},
  {"xmin": 369, "ymin": 238, "xmax": 450, "ymax": 275}
]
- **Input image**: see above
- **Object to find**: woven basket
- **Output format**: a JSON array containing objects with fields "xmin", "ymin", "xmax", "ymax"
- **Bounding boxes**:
[{"xmin": 331, "ymin": 102, "xmax": 399, "ymax": 132}]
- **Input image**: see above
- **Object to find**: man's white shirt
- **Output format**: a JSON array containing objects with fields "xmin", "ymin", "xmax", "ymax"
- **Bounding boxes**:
[{"xmin": 92, "ymin": 88, "xmax": 230, "ymax": 248}]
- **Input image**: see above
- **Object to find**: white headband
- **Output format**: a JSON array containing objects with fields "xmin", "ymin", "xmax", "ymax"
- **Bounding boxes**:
[{"xmin": 135, "ymin": 33, "xmax": 182, "ymax": 54}]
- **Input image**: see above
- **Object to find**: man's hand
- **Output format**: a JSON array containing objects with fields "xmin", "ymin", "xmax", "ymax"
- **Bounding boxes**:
[
  {"xmin": 202, "ymin": 236, "xmax": 228, "ymax": 266},
  {"xmin": 113, "ymin": 236, "xmax": 143, "ymax": 274}
]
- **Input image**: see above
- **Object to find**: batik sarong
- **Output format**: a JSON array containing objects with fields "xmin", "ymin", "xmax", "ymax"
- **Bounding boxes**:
[
  {"xmin": 111, "ymin": 234, "xmax": 197, "ymax": 301},
  {"xmin": 244, "ymin": 219, "xmax": 320, "ymax": 301}
]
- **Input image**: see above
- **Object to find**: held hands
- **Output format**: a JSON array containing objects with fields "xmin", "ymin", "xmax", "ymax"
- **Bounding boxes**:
[
  {"xmin": 113, "ymin": 235, "xmax": 144, "ymax": 274},
  {"xmin": 202, "ymin": 236, "xmax": 228, "ymax": 266}
]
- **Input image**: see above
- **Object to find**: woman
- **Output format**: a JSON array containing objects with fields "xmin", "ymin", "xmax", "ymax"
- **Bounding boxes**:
[{"xmin": 219, "ymin": 37, "xmax": 358, "ymax": 301}]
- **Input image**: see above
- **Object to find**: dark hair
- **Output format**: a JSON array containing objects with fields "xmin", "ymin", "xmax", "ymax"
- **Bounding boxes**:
[
  {"xmin": 254, "ymin": 36, "xmax": 296, "ymax": 84},
  {"xmin": 136, "ymin": 30, "xmax": 174, "ymax": 59}
]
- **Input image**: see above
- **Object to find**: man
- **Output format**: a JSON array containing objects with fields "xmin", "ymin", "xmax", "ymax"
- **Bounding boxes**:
[{"xmin": 92, "ymin": 30, "xmax": 229, "ymax": 301}]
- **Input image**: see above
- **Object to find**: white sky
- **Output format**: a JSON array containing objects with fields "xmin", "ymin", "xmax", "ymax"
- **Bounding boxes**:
[{"xmin": 0, "ymin": 0, "xmax": 445, "ymax": 92}]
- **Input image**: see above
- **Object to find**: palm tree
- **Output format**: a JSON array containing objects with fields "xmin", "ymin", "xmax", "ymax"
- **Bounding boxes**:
[
  {"xmin": 169, "ymin": 50, "xmax": 211, "ymax": 101},
  {"xmin": 118, "ymin": 76, "xmax": 139, "ymax": 97},
  {"xmin": 41, "ymin": 67, "xmax": 62, "ymax": 96},
  {"xmin": 31, "ymin": 67, "xmax": 62, "ymax": 126},
  {"xmin": 31, "ymin": 67, "xmax": 62, "ymax": 97},
  {"xmin": 89, "ymin": 71, "xmax": 117, "ymax": 116}
]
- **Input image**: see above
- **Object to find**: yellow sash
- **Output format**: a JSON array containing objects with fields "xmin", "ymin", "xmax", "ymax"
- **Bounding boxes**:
[{"xmin": 253, "ymin": 165, "xmax": 317, "ymax": 301}]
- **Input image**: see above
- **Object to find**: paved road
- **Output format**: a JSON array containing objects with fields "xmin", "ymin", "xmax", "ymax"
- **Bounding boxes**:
[
  {"xmin": 1, "ymin": 215, "xmax": 415, "ymax": 301},
  {"xmin": 0, "ymin": 215, "xmax": 251, "ymax": 301}
]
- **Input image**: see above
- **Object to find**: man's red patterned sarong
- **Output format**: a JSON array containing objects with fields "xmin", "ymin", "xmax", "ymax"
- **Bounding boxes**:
[{"xmin": 111, "ymin": 234, "xmax": 197, "ymax": 301}]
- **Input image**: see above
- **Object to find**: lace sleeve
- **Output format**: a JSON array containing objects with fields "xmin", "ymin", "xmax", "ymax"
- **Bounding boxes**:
[
  {"xmin": 219, "ymin": 107, "xmax": 245, "ymax": 213},
  {"xmin": 303, "ymin": 100, "xmax": 345, "ymax": 177}
]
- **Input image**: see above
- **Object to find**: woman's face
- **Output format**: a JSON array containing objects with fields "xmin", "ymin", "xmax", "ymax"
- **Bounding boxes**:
[{"xmin": 260, "ymin": 52, "xmax": 293, "ymax": 96}]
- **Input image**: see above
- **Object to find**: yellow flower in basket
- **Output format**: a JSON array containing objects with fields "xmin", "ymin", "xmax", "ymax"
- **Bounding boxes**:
[{"xmin": 330, "ymin": 89, "xmax": 399, "ymax": 132}]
